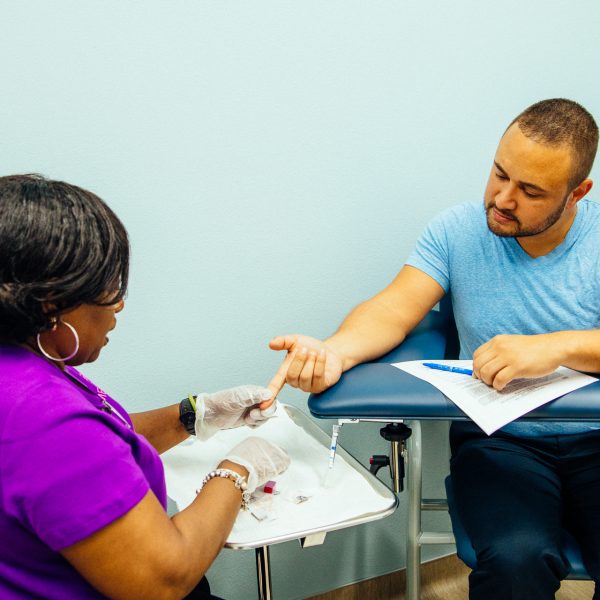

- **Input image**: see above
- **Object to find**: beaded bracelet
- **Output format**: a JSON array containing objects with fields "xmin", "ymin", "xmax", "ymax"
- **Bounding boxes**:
[{"xmin": 198, "ymin": 468, "xmax": 251, "ymax": 511}]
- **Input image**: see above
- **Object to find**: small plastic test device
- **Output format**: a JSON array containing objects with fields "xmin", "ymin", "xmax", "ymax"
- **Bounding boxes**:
[{"xmin": 328, "ymin": 424, "xmax": 341, "ymax": 469}]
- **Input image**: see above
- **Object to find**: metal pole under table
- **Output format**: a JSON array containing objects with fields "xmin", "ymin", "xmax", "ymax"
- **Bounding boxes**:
[{"xmin": 255, "ymin": 546, "xmax": 272, "ymax": 600}]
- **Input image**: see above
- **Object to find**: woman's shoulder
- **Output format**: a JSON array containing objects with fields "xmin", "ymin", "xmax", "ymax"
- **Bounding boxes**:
[
  {"xmin": 0, "ymin": 346, "xmax": 96, "ymax": 432},
  {"xmin": 0, "ymin": 345, "xmax": 76, "ymax": 396}
]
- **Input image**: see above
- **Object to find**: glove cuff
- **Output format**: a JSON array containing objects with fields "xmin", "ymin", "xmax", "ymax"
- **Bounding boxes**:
[{"xmin": 194, "ymin": 394, "xmax": 219, "ymax": 441}]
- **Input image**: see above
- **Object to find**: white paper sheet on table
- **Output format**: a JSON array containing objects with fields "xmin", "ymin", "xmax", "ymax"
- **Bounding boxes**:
[
  {"xmin": 393, "ymin": 360, "xmax": 598, "ymax": 435},
  {"xmin": 161, "ymin": 404, "xmax": 394, "ymax": 546}
]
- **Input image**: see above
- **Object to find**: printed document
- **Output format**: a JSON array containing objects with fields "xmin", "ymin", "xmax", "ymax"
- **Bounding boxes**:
[{"xmin": 393, "ymin": 360, "xmax": 598, "ymax": 435}]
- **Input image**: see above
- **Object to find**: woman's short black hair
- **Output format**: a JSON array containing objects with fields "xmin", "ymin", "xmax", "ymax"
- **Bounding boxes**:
[{"xmin": 0, "ymin": 174, "xmax": 130, "ymax": 344}]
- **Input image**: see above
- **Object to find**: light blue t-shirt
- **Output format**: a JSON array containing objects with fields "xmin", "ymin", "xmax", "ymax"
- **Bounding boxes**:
[{"xmin": 406, "ymin": 199, "xmax": 600, "ymax": 436}]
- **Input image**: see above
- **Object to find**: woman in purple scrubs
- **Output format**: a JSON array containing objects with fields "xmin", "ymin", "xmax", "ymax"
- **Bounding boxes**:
[{"xmin": 0, "ymin": 174, "xmax": 289, "ymax": 600}]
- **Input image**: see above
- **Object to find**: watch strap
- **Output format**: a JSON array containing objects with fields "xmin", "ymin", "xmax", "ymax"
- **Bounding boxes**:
[{"xmin": 179, "ymin": 396, "xmax": 197, "ymax": 435}]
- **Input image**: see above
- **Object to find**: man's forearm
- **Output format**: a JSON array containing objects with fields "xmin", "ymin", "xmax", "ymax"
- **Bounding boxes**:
[
  {"xmin": 130, "ymin": 403, "xmax": 190, "ymax": 454},
  {"xmin": 325, "ymin": 266, "xmax": 446, "ymax": 371},
  {"xmin": 553, "ymin": 329, "xmax": 600, "ymax": 373},
  {"xmin": 326, "ymin": 297, "xmax": 411, "ymax": 371}
]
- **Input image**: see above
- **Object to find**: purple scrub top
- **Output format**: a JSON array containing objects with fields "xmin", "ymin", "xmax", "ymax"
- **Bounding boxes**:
[{"xmin": 0, "ymin": 345, "xmax": 167, "ymax": 599}]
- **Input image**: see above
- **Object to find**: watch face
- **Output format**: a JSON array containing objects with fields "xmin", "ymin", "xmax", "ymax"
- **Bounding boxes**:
[{"xmin": 183, "ymin": 415, "xmax": 196, "ymax": 434}]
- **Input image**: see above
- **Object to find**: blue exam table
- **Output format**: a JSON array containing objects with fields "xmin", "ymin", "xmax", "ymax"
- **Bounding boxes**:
[{"xmin": 307, "ymin": 303, "xmax": 600, "ymax": 599}]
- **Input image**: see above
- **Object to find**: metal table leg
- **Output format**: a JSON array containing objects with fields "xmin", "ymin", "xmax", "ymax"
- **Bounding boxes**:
[
  {"xmin": 404, "ymin": 420, "xmax": 454, "ymax": 600},
  {"xmin": 406, "ymin": 420, "xmax": 422, "ymax": 600},
  {"xmin": 255, "ymin": 545, "xmax": 272, "ymax": 600}
]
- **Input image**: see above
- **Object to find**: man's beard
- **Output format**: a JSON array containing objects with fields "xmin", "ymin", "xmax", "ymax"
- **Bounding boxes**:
[{"xmin": 485, "ymin": 196, "xmax": 568, "ymax": 238}]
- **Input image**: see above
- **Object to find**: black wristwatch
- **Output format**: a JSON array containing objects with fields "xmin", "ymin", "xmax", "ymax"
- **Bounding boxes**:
[{"xmin": 179, "ymin": 396, "xmax": 197, "ymax": 435}]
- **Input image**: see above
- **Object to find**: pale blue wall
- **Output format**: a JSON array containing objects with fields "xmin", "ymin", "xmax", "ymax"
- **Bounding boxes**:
[{"xmin": 2, "ymin": 2, "xmax": 599, "ymax": 598}]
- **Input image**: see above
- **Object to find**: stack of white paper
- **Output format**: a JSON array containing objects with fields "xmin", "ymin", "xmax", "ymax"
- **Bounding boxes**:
[{"xmin": 393, "ymin": 360, "xmax": 598, "ymax": 435}]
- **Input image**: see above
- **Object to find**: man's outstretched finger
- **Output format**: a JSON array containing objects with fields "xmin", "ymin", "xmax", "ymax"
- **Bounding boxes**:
[{"xmin": 262, "ymin": 352, "xmax": 294, "ymax": 409}]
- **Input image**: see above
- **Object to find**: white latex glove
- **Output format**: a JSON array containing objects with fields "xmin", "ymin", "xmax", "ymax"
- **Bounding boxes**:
[
  {"xmin": 224, "ymin": 436, "xmax": 290, "ymax": 493},
  {"xmin": 194, "ymin": 385, "xmax": 274, "ymax": 441},
  {"xmin": 245, "ymin": 400, "xmax": 278, "ymax": 423}
]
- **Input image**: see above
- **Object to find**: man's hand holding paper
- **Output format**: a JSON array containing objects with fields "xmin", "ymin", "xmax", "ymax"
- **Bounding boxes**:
[{"xmin": 473, "ymin": 333, "xmax": 564, "ymax": 391}]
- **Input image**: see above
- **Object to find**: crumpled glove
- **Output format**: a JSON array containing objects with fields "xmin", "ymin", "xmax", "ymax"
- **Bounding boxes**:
[
  {"xmin": 194, "ymin": 384, "xmax": 276, "ymax": 441},
  {"xmin": 224, "ymin": 436, "xmax": 290, "ymax": 493}
]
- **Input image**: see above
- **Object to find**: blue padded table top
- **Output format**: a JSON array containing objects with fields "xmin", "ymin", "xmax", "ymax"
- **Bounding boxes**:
[
  {"xmin": 308, "ymin": 362, "xmax": 600, "ymax": 422},
  {"xmin": 308, "ymin": 307, "xmax": 600, "ymax": 422}
]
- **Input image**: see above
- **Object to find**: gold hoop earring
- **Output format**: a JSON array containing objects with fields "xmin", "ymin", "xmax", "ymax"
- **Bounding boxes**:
[{"xmin": 36, "ymin": 319, "xmax": 80, "ymax": 362}]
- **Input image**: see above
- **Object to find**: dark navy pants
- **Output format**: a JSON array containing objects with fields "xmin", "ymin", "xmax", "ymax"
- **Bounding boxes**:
[
  {"xmin": 182, "ymin": 576, "xmax": 224, "ymax": 600},
  {"xmin": 450, "ymin": 423, "xmax": 600, "ymax": 600}
]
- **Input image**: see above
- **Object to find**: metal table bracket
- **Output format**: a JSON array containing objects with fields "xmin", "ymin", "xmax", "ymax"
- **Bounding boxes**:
[{"xmin": 299, "ymin": 531, "xmax": 327, "ymax": 548}]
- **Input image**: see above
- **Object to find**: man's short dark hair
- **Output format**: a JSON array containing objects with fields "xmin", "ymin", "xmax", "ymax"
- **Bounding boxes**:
[
  {"xmin": 0, "ymin": 174, "xmax": 130, "ymax": 343},
  {"xmin": 510, "ymin": 98, "xmax": 599, "ymax": 191}
]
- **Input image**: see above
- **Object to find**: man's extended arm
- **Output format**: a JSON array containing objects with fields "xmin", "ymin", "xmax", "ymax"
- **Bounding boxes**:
[
  {"xmin": 325, "ymin": 266, "xmax": 445, "ymax": 369},
  {"xmin": 266, "ymin": 266, "xmax": 445, "ymax": 399}
]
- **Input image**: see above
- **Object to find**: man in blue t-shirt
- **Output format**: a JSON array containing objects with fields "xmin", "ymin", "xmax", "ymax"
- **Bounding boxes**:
[{"xmin": 267, "ymin": 98, "xmax": 600, "ymax": 599}]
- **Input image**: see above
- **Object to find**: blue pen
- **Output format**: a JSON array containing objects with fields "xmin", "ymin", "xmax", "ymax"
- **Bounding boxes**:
[{"xmin": 422, "ymin": 362, "xmax": 473, "ymax": 376}]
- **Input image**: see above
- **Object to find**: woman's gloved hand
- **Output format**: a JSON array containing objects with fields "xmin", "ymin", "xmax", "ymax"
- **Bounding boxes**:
[
  {"xmin": 194, "ymin": 385, "xmax": 276, "ymax": 441},
  {"xmin": 224, "ymin": 436, "xmax": 290, "ymax": 492}
]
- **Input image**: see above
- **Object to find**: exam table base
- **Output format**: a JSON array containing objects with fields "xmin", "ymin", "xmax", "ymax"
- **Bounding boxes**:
[{"xmin": 405, "ymin": 420, "xmax": 455, "ymax": 600}]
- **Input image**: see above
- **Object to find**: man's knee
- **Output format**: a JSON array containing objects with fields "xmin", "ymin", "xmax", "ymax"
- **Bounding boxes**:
[{"xmin": 476, "ymin": 530, "xmax": 567, "ymax": 582}]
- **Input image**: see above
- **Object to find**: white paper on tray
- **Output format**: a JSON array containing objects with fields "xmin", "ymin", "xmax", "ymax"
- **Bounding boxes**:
[{"xmin": 161, "ymin": 404, "xmax": 393, "ymax": 545}]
